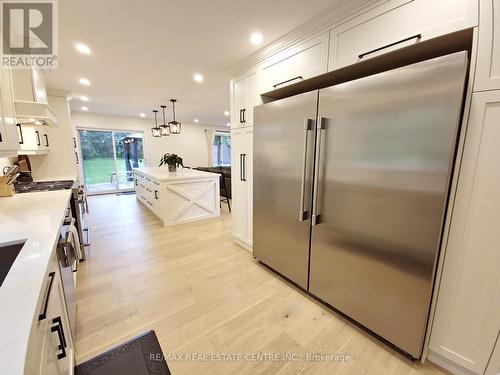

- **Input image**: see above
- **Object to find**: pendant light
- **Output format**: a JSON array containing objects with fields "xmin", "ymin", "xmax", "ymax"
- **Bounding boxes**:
[
  {"xmin": 151, "ymin": 110, "xmax": 161, "ymax": 137},
  {"xmin": 159, "ymin": 105, "xmax": 170, "ymax": 136},
  {"xmin": 168, "ymin": 99, "xmax": 181, "ymax": 135}
]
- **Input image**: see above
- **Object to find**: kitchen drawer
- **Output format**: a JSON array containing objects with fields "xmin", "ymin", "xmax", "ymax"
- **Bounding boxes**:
[
  {"xmin": 260, "ymin": 32, "xmax": 329, "ymax": 93},
  {"xmin": 328, "ymin": 0, "xmax": 478, "ymax": 71},
  {"xmin": 475, "ymin": 0, "xmax": 500, "ymax": 91}
]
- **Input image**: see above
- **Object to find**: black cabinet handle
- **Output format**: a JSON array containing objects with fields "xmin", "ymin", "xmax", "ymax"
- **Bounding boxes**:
[
  {"xmin": 0, "ymin": 130, "xmax": 3, "ymax": 142},
  {"xmin": 72, "ymin": 137, "xmax": 76, "ymax": 148},
  {"xmin": 358, "ymin": 34, "xmax": 422, "ymax": 59},
  {"xmin": 239, "ymin": 109, "xmax": 242, "ymax": 123},
  {"xmin": 242, "ymin": 109, "xmax": 246, "ymax": 123},
  {"xmin": 38, "ymin": 271, "xmax": 55, "ymax": 321},
  {"xmin": 154, "ymin": 190, "xmax": 158, "ymax": 199},
  {"xmin": 242, "ymin": 154, "xmax": 247, "ymax": 181},
  {"xmin": 75, "ymin": 152, "xmax": 79, "ymax": 164},
  {"xmin": 44, "ymin": 134, "xmax": 49, "ymax": 147},
  {"xmin": 51, "ymin": 316, "xmax": 67, "ymax": 359},
  {"xmin": 17, "ymin": 124, "xmax": 24, "ymax": 144},
  {"xmin": 273, "ymin": 76, "xmax": 303, "ymax": 89},
  {"xmin": 35, "ymin": 130, "xmax": 41, "ymax": 146},
  {"xmin": 135, "ymin": 178, "xmax": 138, "ymax": 187},
  {"xmin": 240, "ymin": 154, "xmax": 243, "ymax": 181}
]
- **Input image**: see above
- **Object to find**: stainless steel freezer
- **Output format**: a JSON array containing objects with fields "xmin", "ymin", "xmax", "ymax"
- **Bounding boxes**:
[{"xmin": 253, "ymin": 51, "xmax": 468, "ymax": 358}]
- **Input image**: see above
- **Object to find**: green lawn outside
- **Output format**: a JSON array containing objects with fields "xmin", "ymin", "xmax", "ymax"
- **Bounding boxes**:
[{"xmin": 82, "ymin": 158, "xmax": 144, "ymax": 185}]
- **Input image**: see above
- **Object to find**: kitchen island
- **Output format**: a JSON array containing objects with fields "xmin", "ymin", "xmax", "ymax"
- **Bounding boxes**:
[{"xmin": 133, "ymin": 167, "xmax": 220, "ymax": 226}]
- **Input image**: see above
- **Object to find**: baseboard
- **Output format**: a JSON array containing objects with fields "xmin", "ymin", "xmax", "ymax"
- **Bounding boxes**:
[
  {"xmin": 428, "ymin": 350, "xmax": 479, "ymax": 375},
  {"xmin": 234, "ymin": 237, "xmax": 252, "ymax": 253}
]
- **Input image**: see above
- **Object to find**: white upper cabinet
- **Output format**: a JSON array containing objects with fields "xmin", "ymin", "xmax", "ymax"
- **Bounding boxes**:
[
  {"xmin": 329, "ymin": 0, "xmax": 478, "ymax": 70},
  {"xmin": 230, "ymin": 70, "xmax": 259, "ymax": 128},
  {"xmin": 260, "ymin": 32, "xmax": 329, "ymax": 93},
  {"xmin": 0, "ymin": 68, "xmax": 19, "ymax": 155},
  {"xmin": 475, "ymin": 0, "xmax": 500, "ymax": 91},
  {"xmin": 429, "ymin": 90, "xmax": 500, "ymax": 374}
]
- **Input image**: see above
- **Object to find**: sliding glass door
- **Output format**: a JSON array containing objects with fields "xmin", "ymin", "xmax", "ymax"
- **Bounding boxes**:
[{"xmin": 78, "ymin": 129, "xmax": 144, "ymax": 194}]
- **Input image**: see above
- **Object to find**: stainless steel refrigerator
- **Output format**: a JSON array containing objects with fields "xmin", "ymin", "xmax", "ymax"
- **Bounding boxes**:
[{"xmin": 253, "ymin": 51, "xmax": 468, "ymax": 358}]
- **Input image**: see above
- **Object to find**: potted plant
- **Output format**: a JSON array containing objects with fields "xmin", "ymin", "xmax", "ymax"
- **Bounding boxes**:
[{"xmin": 159, "ymin": 153, "xmax": 183, "ymax": 172}]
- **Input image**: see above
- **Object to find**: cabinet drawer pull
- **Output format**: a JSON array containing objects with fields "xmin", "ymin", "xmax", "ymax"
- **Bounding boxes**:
[
  {"xmin": 44, "ymin": 134, "xmax": 49, "ymax": 147},
  {"xmin": 75, "ymin": 152, "xmax": 79, "ymax": 164},
  {"xmin": 35, "ymin": 130, "xmax": 41, "ymax": 146},
  {"xmin": 242, "ymin": 109, "xmax": 246, "ymax": 123},
  {"xmin": 73, "ymin": 137, "xmax": 76, "ymax": 148},
  {"xmin": 358, "ymin": 34, "xmax": 422, "ymax": 59},
  {"xmin": 38, "ymin": 271, "xmax": 55, "ymax": 321},
  {"xmin": 51, "ymin": 316, "xmax": 67, "ymax": 360},
  {"xmin": 273, "ymin": 76, "xmax": 303, "ymax": 89},
  {"xmin": 154, "ymin": 190, "xmax": 158, "ymax": 199},
  {"xmin": 17, "ymin": 124, "xmax": 24, "ymax": 144}
]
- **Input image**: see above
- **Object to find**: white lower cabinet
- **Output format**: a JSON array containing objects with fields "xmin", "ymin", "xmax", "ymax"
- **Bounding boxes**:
[
  {"xmin": 429, "ymin": 90, "xmax": 500, "ymax": 374},
  {"xmin": 231, "ymin": 126, "xmax": 253, "ymax": 249},
  {"xmin": 25, "ymin": 252, "xmax": 74, "ymax": 375},
  {"xmin": 328, "ymin": 0, "xmax": 478, "ymax": 70},
  {"xmin": 475, "ymin": 0, "xmax": 500, "ymax": 91}
]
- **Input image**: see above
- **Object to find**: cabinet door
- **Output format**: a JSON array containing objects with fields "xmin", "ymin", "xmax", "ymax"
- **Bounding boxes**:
[
  {"xmin": 429, "ymin": 90, "xmax": 500, "ymax": 374},
  {"xmin": 40, "ymin": 276, "xmax": 73, "ymax": 375},
  {"xmin": 244, "ymin": 127, "xmax": 253, "ymax": 246},
  {"xmin": 231, "ymin": 128, "xmax": 246, "ymax": 242},
  {"xmin": 485, "ymin": 336, "xmax": 500, "ymax": 375},
  {"xmin": 475, "ymin": 0, "xmax": 500, "ymax": 91},
  {"xmin": 245, "ymin": 72, "xmax": 258, "ymax": 127},
  {"xmin": 231, "ymin": 76, "xmax": 247, "ymax": 129},
  {"xmin": 329, "ymin": 0, "xmax": 478, "ymax": 70},
  {"xmin": 261, "ymin": 32, "xmax": 329, "ymax": 93},
  {"xmin": 0, "ymin": 68, "xmax": 18, "ymax": 153}
]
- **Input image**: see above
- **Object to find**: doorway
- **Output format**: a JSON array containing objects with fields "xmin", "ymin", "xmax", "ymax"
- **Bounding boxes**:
[{"xmin": 78, "ymin": 129, "xmax": 145, "ymax": 194}]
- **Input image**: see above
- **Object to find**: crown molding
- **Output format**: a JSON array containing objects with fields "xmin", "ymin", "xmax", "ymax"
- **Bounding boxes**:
[{"xmin": 227, "ymin": 0, "xmax": 384, "ymax": 77}]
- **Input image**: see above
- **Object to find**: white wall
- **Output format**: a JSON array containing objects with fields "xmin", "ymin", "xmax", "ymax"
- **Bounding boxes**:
[
  {"xmin": 29, "ymin": 95, "xmax": 78, "ymax": 181},
  {"xmin": 71, "ymin": 111, "xmax": 225, "ymax": 168}
]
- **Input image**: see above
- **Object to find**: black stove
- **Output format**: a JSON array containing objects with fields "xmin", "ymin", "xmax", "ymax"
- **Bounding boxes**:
[{"xmin": 15, "ymin": 180, "xmax": 75, "ymax": 193}]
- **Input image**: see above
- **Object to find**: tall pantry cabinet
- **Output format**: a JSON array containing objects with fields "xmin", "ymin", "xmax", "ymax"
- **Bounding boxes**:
[{"xmin": 230, "ymin": 71, "xmax": 257, "ymax": 250}]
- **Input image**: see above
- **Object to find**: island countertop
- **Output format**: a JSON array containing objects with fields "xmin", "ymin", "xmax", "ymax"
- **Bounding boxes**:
[
  {"xmin": 133, "ymin": 167, "xmax": 220, "ymax": 181},
  {"xmin": 0, "ymin": 190, "xmax": 72, "ymax": 374}
]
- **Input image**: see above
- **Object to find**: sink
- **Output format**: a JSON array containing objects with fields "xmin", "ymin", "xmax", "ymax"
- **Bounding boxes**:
[{"xmin": 0, "ymin": 241, "xmax": 26, "ymax": 287}]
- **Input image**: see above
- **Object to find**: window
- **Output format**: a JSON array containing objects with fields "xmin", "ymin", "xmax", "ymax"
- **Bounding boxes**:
[{"xmin": 212, "ymin": 132, "xmax": 231, "ymax": 166}]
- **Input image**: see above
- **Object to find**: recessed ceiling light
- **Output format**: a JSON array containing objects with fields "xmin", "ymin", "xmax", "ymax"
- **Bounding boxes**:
[
  {"xmin": 80, "ymin": 95, "xmax": 89, "ymax": 101},
  {"xmin": 194, "ymin": 118, "xmax": 199, "ymax": 123},
  {"xmin": 75, "ymin": 43, "xmax": 91, "ymax": 55},
  {"xmin": 140, "ymin": 113, "xmax": 146, "ymax": 118},
  {"xmin": 193, "ymin": 73, "xmax": 204, "ymax": 82},
  {"xmin": 224, "ymin": 110, "xmax": 229, "ymax": 116},
  {"xmin": 79, "ymin": 78, "xmax": 90, "ymax": 86},
  {"xmin": 250, "ymin": 32, "xmax": 263, "ymax": 45},
  {"xmin": 226, "ymin": 122, "xmax": 231, "ymax": 127},
  {"xmin": 81, "ymin": 106, "xmax": 88, "ymax": 111}
]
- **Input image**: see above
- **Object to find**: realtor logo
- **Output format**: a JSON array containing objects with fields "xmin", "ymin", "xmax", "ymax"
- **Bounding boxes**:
[{"xmin": 1, "ymin": 0, "xmax": 58, "ymax": 69}]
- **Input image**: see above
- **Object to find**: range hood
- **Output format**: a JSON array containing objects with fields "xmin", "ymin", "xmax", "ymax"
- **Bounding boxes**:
[
  {"xmin": 11, "ymin": 68, "xmax": 58, "ymax": 127},
  {"xmin": 15, "ymin": 100, "xmax": 58, "ymax": 127}
]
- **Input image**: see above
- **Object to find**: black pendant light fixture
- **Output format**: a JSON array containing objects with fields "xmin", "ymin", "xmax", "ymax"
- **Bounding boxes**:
[
  {"xmin": 168, "ymin": 99, "xmax": 181, "ymax": 135},
  {"xmin": 159, "ymin": 105, "xmax": 170, "ymax": 136},
  {"xmin": 151, "ymin": 110, "xmax": 161, "ymax": 137}
]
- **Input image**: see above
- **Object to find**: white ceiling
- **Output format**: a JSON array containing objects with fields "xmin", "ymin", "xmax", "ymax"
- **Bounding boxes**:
[{"xmin": 45, "ymin": 0, "xmax": 338, "ymax": 126}]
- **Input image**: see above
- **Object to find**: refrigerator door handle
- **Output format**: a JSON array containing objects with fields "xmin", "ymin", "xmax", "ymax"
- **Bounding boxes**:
[
  {"xmin": 299, "ymin": 118, "xmax": 314, "ymax": 221},
  {"xmin": 312, "ymin": 117, "xmax": 326, "ymax": 226}
]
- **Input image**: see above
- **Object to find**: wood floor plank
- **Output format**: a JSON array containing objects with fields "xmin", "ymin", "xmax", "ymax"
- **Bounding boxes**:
[{"xmin": 75, "ymin": 194, "xmax": 450, "ymax": 374}]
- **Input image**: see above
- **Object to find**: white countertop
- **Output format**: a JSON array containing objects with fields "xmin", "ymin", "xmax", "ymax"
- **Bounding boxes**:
[
  {"xmin": 134, "ymin": 167, "xmax": 220, "ymax": 181},
  {"xmin": 0, "ymin": 190, "xmax": 71, "ymax": 374}
]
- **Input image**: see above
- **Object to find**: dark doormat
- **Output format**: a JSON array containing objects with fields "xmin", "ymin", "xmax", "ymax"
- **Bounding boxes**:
[{"xmin": 75, "ymin": 330, "xmax": 171, "ymax": 375}]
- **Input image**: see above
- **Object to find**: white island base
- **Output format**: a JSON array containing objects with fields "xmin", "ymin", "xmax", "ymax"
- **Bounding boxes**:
[{"xmin": 133, "ymin": 167, "xmax": 220, "ymax": 226}]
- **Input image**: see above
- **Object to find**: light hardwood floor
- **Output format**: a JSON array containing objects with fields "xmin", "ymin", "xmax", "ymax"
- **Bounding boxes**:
[{"xmin": 75, "ymin": 194, "xmax": 449, "ymax": 375}]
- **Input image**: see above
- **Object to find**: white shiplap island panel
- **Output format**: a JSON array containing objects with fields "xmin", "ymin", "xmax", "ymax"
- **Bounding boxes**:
[{"xmin": 133, "ymin": 167, "xmax": 220, "ymax": 226}]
